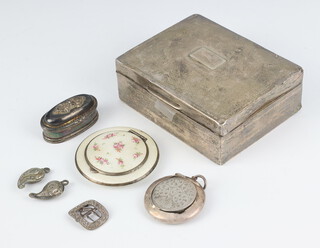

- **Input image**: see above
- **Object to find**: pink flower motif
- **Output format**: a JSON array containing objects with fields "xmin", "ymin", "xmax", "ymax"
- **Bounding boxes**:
[
  {"xmin": 103, "ymin": 133, "xmax": 116, "ymax": 139},
  {"xmin": 95, "ymin": 156, "xmax": 109, "ymax": 165},
  {"xmin": 93, "ymin": 143, "xmax": 100, "ymax": 151},
  {"xmin": 113, "ymin": 141, "xmax": 125, "ymax": 152},
  {"xmin": 133, "ymin": 152, "xmax": 143, "ymax": 159},
  {"xmin": 116, "ymin": 158, "xmax": 124, "ymax": 167},
  {"xmin": 132, "ymin": 137, "xmax": 141, "ymax": 144}
]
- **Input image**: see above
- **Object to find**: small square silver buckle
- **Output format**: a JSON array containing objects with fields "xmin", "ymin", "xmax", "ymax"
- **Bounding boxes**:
[{"xmin": 69, "ymin": 200, "xmax": 109, "ymax": 230}]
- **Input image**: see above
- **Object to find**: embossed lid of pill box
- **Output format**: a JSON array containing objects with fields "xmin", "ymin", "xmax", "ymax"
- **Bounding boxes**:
[
  {"xmin": 116, "ymin": 14, "xmax": 303, "ymax": 136},
  {"xmin": 40, "ymin": 94, "xmax": 98, "ymax": 143},
  {"xmin": 42, "ymin": 94, "xmax": 97, "ymax": 127}
]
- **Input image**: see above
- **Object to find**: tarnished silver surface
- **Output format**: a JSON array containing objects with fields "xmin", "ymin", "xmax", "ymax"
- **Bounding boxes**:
[
  {"xmin": 41, "ymin": 94, "xmax": 98, "ymax": 143},
  {"xmin": 52, "ymin": 95, "xmax": 86, "ymax": 115},
  {"xmin": 69, "ymin": 200, "xmax": 109, "ymax": 230},
  {"xmin": 152, "ymin": 177, "xmax": 197, "ymax": 212},
  {"xmin": 145, "ymin": 173, "xmax": 206, "ymax": 224},
  {"xmin": 116, "ymin": 14, "xmax": 303, "ymax": 164},
  {"xmin": 17, "ymin": 167, "xmax": 50, "ymax": 189},
  {"xmin": 29, "ymin": 180, "xmax": 69, "ymax": 200}
]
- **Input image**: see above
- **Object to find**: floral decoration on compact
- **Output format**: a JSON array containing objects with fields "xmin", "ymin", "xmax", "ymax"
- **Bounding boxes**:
[
  {"xmin": 84, "ymin": 130, "xmax": 149, "ymax": 176},
  {"xmin": 93, "ymin": 143, "xmax": 100, "ymax": 151},
  {"xmin": 132, "ymin": 137, "xmax": 141, "ymax": 144},
  {"xmin": 103, "ymin": 133, "xmax": 116, "ymax": 139},
  {"xmin": 75, "ymin": 127, "xmax": 159, "ymax": 186},
  {"xmin": 116, "ymin": 158, "xmax": 124, "ymax": 167},
  {"xmin": 133, "ymin": 152, "xmax": 143, "ymax": 159},
  {"xmin": 95, "ymin": 156, "xmax": 109, "ymax": 165},
  {"xmin": 113, "ymin": 141, "xmax": 125, "ymax": 152}
]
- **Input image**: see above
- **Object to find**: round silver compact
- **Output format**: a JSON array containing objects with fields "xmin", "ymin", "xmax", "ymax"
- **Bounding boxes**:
[
  {"xmin": 75, "ymin": 127, "xmax": 159, "ymax": 186},
  {"xmin": 144, "ymin": 173, "xmax": 206, "ymax": 224}
]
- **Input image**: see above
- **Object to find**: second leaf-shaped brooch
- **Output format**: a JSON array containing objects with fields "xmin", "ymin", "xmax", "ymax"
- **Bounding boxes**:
[{"xmin": 29, "ymin": 180, "xmax": 69, "ymax": 200}]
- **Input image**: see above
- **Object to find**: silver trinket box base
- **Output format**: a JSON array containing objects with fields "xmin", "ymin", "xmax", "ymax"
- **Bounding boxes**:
[
  {"xmin": 116, "ymin": 14, "xmax": 303, "ymax": 164},
  {"xmin": 144, "ymin": 173, "xmax": 206, "ymax": 224}
]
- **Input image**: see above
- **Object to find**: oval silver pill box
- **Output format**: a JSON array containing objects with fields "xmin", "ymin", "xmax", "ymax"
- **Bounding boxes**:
[{"xmin": 40, "ymin": 94, "xmax": 98, "ymax": 143}]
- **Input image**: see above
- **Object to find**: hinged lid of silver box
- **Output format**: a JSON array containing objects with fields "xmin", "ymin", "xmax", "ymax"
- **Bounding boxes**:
[{"xmin": 116, "ymin": 14, "xmax": 302, "ymax": 136}]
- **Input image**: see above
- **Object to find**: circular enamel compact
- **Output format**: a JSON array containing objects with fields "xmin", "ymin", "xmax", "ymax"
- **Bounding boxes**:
[
  {"xmin": 75, "ymin": 127, "xmax": 159, "ymax": 186},
  {"xmin": 144, "ymin": 173, "xmax": 206, "ymax": 224}
]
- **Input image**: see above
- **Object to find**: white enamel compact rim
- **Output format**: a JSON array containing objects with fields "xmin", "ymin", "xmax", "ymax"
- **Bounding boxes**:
[{"xmin": 75, "ymin": 127, "xmax": 159, "ymax": 186}]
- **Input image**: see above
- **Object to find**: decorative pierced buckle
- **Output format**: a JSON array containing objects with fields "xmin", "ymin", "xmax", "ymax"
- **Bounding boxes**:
[{"xmin": 68, "ymin": 200, "xmax": 109, "ymax": 230}]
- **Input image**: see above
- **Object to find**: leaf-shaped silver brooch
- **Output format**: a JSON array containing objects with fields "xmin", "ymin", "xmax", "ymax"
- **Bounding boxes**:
[
  {"xmin": 29, "ymin": 180, "xmax": 69, "ymax": 200},
  {"xmin": 17, "ymin": 167, "xmax": 50, "ymax": 189}
]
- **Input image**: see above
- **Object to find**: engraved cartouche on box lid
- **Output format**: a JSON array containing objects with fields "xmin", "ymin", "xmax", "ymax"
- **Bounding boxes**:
[{"xmin": 40, "ymin": 94, "xmax": 98, "ymax": 143}]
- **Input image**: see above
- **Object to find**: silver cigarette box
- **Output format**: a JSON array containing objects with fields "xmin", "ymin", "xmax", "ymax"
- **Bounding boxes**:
[{"xmin": 116, "ymin": 14, "xmax": 303, "ymax": 164}]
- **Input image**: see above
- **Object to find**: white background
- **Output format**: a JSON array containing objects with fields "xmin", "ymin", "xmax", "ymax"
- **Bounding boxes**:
[{"xmin": 1, "ymin": 1, "xmax": 319, "ymax": 247}]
